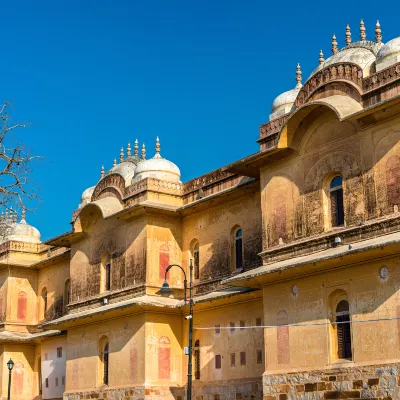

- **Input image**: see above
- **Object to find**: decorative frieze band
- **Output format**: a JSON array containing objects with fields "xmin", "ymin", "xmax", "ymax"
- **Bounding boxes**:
[
  {"xmin": 295, "ymin": 62, "xmax": 363, "ymax": 107},
  {"xmin": 183, "ymin": 168, "xmax": 233, "ymax": 195},
  {"xmin": 363, "ymin": 63, "xmax": 400, "ymax": 93}
]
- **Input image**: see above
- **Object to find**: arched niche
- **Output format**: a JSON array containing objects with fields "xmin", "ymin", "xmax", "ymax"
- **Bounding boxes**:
[
  {"xmin": 264, "ymin": 174, "xmax": 302, "ymax": 246},
  {"xmin": 304, "ymin": 151, "xmax": 364, "ymax": 235}
]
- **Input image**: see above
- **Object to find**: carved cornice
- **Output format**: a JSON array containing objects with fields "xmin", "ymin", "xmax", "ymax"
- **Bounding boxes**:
[
  {"xmin": 0, "ymin": 240, "xmax": 47, "ymax": 254},
  {"xmin": 295, "ymin": 62, "xmax": 363, "ymax": 107},
  {"xmin": 260, "ymin": 114, "xmax": 290, "ymax": 140},
  {"xmin": 92, "ymin": 174, "xmax": 125, "ymax": 201},
  {"xmin": 363, "ymin": 63, "xmax": 400, "ymax": 93},
  {"xmin": 124, "ymin": 178, "xmax": 183, "ymax": 199},
  {"xmin": 183, "ymin": 168, "xmax": 233, "ymax": 195}
]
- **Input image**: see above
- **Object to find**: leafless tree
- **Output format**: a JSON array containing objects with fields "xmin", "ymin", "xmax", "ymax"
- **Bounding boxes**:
[{"xmin": 0, "ymin": 101, "xmax": 40, "ymax": 240}]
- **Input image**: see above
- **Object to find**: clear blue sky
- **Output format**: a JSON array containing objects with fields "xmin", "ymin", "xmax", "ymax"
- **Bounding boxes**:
[{"xmin": 4, "ymin": 0, "xmax": 396, "ymax": 240}]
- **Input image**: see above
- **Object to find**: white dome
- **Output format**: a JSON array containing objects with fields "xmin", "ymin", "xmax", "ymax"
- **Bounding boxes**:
[
  {"xmin": 310, "ymin": 41, "xmax": 380, "ymax": 78},
  {"xmin": 105, "ymin": 160, "xmax": 137, "ymax": 186},
  {"xmin": 270, "ymin": 86, "xmax": 301, "ymax": 121},
  {"xmin": 376, "ymin": 37, "xmax": 400, "ymax": 71},
  {"xmin": 79, "ymin": 186, "xmax": 95, "ymax": 208},
  {"xmin": 133, "ymin": 154, "xmax": 181, "ymax": 183},
  {"xmin": 7, "ymin": 219, "xmax": 41, "ymax": 244}
]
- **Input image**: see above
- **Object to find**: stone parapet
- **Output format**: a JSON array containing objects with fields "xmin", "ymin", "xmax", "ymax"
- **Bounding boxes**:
[
  {"xmin": 63, "ymin": 386, "xmax": 185, "ymax": 400},
  {"xmin": 263, "ymin": 363, "xmax": 400, "ymax": 400},
  {"xmin": 193, "ymin": 377, "xmax": 262, "ymax": 400}
]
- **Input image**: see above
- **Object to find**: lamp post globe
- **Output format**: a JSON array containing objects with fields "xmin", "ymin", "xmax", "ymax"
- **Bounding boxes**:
[{"xmin": 7, "ymin": 359, "xmax": 14, "ymax": 371}]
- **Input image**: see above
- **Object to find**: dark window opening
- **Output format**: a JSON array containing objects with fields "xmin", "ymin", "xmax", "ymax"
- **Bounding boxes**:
[
  {"xmin": 194, "ymin": 340, "xmax": 200, "ymax": 380},
  {"xmin": 235, "ymin": 229, "xmax": 243, "ymax": 270},
  {"xmin": 240, "ymin": 320, "xmax": 245, "ymax": 330},
  {"xmin": 230, "ymin": 322, "xmax": 235, "ymax": 333},
  {"xmin": 256, "ymin": 317, "xmax": 262, "ymax": 327},
  {"xmin": 55, "ymin": 377, "xmax": 58, "ymax": 387},
  {"xmin": 193, "ymin": 243, "xmax": 200, "ymax": 280},
  {"xmin": 215, "ymin": 325, "xmax": 220, "ymax": 335},
  {"xmin": 330, "ymin": 176, "xmax": 344, "ymax": 227},
  {"xmin": 240, "ymin": 351, "xmax": 246, "ymax": 366},
  {"xmin": 45, "ymin": 378, "xmax": 49, "ymax": 388},
  {"xmin": 103, "ymin": 343, "xmax": 109, "ymax": 385},
  {"xmin": 105, "ymin": 263, "xmax": 111, "ymax": 291},
  {"xmin": 215, "ymin": 354, "xmax": 221, "ymax": 369},
  {"xmin": 257, "ymin": 350, "xmax": 263, "ymax": 364},
  {"xmin": 230, "ymin": 353, "xmax": 236, "ymax": 366},
  {"xmin": 336, "ymin": 300, "xmax": 352, "ymax": 360},
  {"xmin": 57, "ymin": 347, "xmax": 62, "ymax": 358}
]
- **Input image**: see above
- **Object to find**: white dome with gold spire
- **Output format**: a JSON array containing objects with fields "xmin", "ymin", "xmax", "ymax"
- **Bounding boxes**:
[
  {"xmin": 133, "ymin": 137, "xmax": 181, "ymax": 183},
  {"xmin": 3, "ymin": 210, "xmax": 41, "ymax": 244},
  {"xmin": 270, "ymin": 64, "xmax": 302, "ymax": 121}
]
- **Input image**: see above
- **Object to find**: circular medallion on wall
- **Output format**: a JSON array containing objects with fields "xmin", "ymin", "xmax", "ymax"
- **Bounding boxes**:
[{"xmin": 380, "ymin": 266, "xmax": 389, "ymax": 279}]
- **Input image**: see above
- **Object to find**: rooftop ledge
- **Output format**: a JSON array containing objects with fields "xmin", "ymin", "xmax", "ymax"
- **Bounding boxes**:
[{"xmin": 222, "ymin": 230, "xmax": 400, "ymax": 287}]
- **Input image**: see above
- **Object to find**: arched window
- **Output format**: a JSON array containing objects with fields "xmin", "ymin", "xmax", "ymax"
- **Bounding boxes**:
[
  {"xmin": 235, "ymin": 228, "xmax": 243, "ymax": 270},
  {"xmin": 330, "ymin": 176, "xmax": 344, "ymax": 227},
  {"xmin": 99, "ymin": 337, "xmax": 109, "ymax": 386},
  {"xmin": 336, "ymin": 300, "xmax": 352, "ymax": 360},
  {"xmin": 101, "ymin": 253, "xmax": 111, "ymax": 293},
  {"xmin": 191, "ymin": 241, "xmax": 200, "ymax": 280},
  {"xmin": 42, "ymin": 288, "xmax": 48, "ymax": 319},
  {"xmin": 64, "ymin": 279, "xmax": 70, "ymax": 314},
  {"xmin": 194, "ymin": 340, "xmax": 200, "ymax": 380},
  {"xmin": 17, "ymin": 291, "xmax": 27, "ymax": 321}
]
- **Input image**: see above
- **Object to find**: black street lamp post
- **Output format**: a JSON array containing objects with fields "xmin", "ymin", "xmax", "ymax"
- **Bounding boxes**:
[
  {"xmin": 159, "ymin": 261, "xmax": 193, "ymax": 400},
  {"xmin": 7, "ymin": 358, "xmax": 14, "ymax": 400}
]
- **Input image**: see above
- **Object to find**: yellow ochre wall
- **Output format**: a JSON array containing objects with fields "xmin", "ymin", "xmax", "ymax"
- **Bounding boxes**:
[{"xmin": 262, "ymin": 255, "xmax": 400, "ymax": 372}]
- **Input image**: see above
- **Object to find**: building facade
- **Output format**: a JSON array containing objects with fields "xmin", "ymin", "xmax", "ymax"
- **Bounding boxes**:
[{"xmin": 1, "ymin": 19, "xmax": 400, "ymax": 400}]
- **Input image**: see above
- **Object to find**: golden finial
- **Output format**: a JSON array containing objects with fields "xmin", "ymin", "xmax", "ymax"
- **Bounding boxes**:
[
  {"xmin": 345, "ymin": 24, "xmax": 352, "ymax": 47},
  {"xmin": 9, "ymin": 207, "xmax": 13, "ymax": 222},
  {"xmin": 295, "ymin": 63, "xmax": 302, "ymax": 88},
  {"xmin": 13, "ymin": 210, "xmax": 17, "ymax": 223},
  {"xmin": 5, "ymin": 210, "xmax": 8, "ymax": 220},
  {"xmin": 120, "ymin": 147, "xmax": 124, "ymax": 163},
  {"xmin": 155, "ymin": 136, "xmax": 160, "ymax": 156},
  {"xmin": 113, "ymin": 158, "xmax": 117, "ymax": 167},
  {"xmin": 141, "ymin": 143, "xmax": 146, "ymax": 160},
  {"xmin": 100, "ymin": 165, "xmax": 105, "ymax": 179},
  {"xmin": 332, "ymin": 34, "xmax": 338, "ymax": 54},
  {"xmin": 319, "ymin": 50, "xmax": 324, "ymax": 65},
  {"xmin": 375, "ymin": 20, "xmax": 382, "ymax": 43},
  {"xmin": 127, "ymin": 142, "xmax": 131, "ymax": 157},
  {"xmin": 360, "ymin": 19, "xmax": 366, "ymax": 41},
  {"xmin": 134, "ymin": 139, "xmax": 139, "ymax": 157}
]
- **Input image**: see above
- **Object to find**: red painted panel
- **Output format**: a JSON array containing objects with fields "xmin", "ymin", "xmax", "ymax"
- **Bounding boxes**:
[
  {"xmin": 129, "ymin": 348, "xmax": 137, "ymax": 382},
  {"xmin": 277, "ymin": 310, "xmax": 290, "ymax": 364},
  {"xmin": 17, "ymin": 292, "xmax": 27, "ymax": 321},
  {"xmin": 158, "ymin": 347, "xmax": 171, "ymax": 380},
  {"xmin": 14, "ymin": 362, "xmax": 24, "ymax": 395},
  {"xmin": 159, "ymin": 247, "xmax": 170, "ymax": 279}
]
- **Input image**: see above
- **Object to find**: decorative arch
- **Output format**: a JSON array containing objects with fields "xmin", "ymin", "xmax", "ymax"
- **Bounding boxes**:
[
  {"xmin": 190, "ymin": 239, "xmax": 200, "ymax": 280},
  {"xmin": 98, "ymin": 336, "xmax": 109, "ymax": 386},
  {"xmin": 304, "ymin": 151, "xmax": 364, "ymax": 235},
  {"xmin": 295, "ymin": 63, "xmax": 363, "ymax": 107},
  {"xmin": 158, "ymin": 336, "xmax": 171, "ymax": 380},
  {"xmin": 264, "ymin": 174, "xmax": 302, "ymax": 246},
  {"xmin": 64, "ymin": 279, "xmax": 70, "ymax": 314},
  {"xmin": 277, "ymin": 310, "xmax": 290, "ymax": 365},
  {"xmin": 277, "ymin": 97, "xmax": 362, "ymax": 151},
  {"xmin": 91, "ymin": 174, "xmax": 125, "ymax": 202},
  {"xmin": 230, "ymin": 225, "xmax": 243, "ymax": 272},
  {"xmin": 17, "ymin": 291, "xmax": 27, "ymax": 321},
  {"xmin": 41, "ymin": 288, "xmax": 48, "ymax": 320}
]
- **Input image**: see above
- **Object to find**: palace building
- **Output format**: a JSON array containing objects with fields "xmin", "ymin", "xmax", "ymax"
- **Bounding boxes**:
[{"xmin": 2, "ymin": 19, "xmax": 400, "ymax": 400}]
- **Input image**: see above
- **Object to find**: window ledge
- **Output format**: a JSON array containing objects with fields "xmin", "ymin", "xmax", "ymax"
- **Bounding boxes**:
[{"xmin": 330, "ymin": 358, "xmax": 354, "ymax": 366}]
